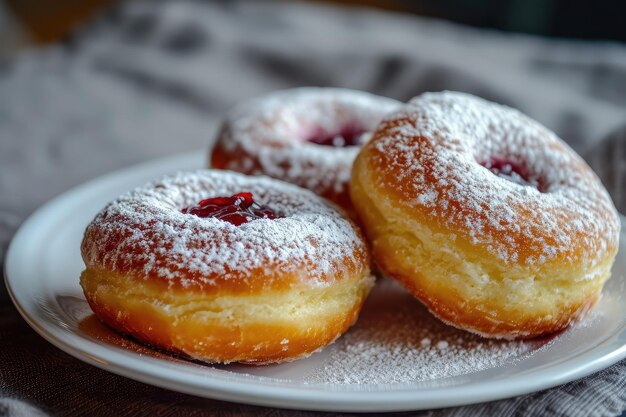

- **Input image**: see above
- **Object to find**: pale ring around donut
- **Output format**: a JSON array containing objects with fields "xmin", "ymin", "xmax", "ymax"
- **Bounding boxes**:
[
  {"xmin": 351, "ymin": 91, "xmax": 621, "ymax": 339},
  {"xmin": 81, "ymin": 170, "xmax": 374, "ymax": 363}
]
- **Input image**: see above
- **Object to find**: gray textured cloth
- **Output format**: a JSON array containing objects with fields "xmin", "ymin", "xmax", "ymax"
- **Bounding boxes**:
[{"xmin": 1, "ymin": 0, "xmax": 625, "ymax": 416}]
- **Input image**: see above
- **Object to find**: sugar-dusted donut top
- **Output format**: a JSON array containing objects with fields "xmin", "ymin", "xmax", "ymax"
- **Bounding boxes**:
[
  {"xmin": 216, "ymin": 87, "xmax": 400, "ymax": 195},
  {"xmin": 365, "ymin": 91, "xmax": 620, "ymax": 267},
  {"xmin": 81, "ymin": 170, "xmax": 369, "ymax": 292}
]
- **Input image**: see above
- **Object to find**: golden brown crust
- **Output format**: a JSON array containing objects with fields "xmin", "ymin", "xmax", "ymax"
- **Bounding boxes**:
[
  {"xmin": 82, "ymin": 216, "xmax": 370, "ymax": 296},
  {"xmin": 351, "ymin": 92, "xmax": 620, "ymax": 339},
  {"xmin": 359, "ymin": 117, "xmax": 619, "ymax": 266},
  {"xmin": 80, "ymin": 170, "xmax": 375, "ymax": 363},
  {"xmin": 375, "ymin": 249, "xmax": 605, "ymax": 339},
  {"xmin": 80, "ymin": 170, "xmax": 371, "ymax": 296},
  {"xmin": 353, "ymin": 153, "xmax": 615, "ymax": 339},
  {"xmin": 81, "ymin": 268, "xmax": 374, "ymax": 363}
]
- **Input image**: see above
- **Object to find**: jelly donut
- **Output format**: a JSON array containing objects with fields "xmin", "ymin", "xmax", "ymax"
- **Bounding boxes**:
[
  {"xmin": 80, "ymin": 170, "xmax": 374, "ymax": 363},
  {"xmin": 210, "ymin": 87, "xmax": 400, "ymax": 212},
  {"xmin": 351, "ymin": 91, "xmax": 621, "ymax": 339}
]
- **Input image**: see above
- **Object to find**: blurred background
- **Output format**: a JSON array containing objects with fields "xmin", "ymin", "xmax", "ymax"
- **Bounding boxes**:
[
  {"xmin": 1, "ymin": 0, "xmax": 625, "ymax": 207},
  {"xmin": 1, "ymin": 0, "xmax": 625, "ymax": 184},
  {"xmin": 2, "ymin": 0, "xmax": 626, "ymax": 54}
]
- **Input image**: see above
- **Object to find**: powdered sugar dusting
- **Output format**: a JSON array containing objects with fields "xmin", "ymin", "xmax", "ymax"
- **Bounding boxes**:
[
  {"xmin": 305, "ymin": 279, "xmax": 550, "ymax": 385},
  {"xmin": 214, "ymin": 87, "xmax": 400, "ymax": 196},
  {"xmin": 81, "ymin": 170, "xmax": 368, "ymax": 288},
  {"xmin": 368, "ymin": 91, "xmax": 620, "ymax": 266}
]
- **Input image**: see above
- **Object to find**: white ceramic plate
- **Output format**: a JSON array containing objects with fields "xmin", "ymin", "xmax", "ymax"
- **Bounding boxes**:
[{"xmin": 5, "ymin": 152, "xmax": 626, "ymax": 413}]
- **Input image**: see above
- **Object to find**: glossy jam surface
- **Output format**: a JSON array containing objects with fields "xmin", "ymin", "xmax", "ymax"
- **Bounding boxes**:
[
  {"xmin": 306, "ymin": 124, "xmax": 366, "ymax": 147},
  {"xmin": 480, "ymin": 157, "xmax": 547, "ymax": 192},
  {"xmin": 182, "ymin": 192, "xmax": 280, "ymax": 226}
]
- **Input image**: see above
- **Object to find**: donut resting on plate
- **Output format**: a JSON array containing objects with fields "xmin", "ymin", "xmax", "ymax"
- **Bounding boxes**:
[
  {"xmin": 81, "ymin": 170, "xmax": 374, "ymax": 363},
  {"xmin": 351, "ymin": 91, "xmax": 621, "ymax": 339}
]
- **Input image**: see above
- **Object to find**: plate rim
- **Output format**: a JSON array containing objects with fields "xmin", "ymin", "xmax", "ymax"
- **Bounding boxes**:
[{"xmin": 5, "ymin": 152, "xmax": 626, "ymax": 412}]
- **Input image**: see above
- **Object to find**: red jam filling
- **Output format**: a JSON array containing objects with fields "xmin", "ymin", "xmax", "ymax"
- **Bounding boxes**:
[
  {"xmin": 306, "ymin": 124, "xmax": 366, "ymax": 147},
  {"xmin": 182, "ymin": 192, "xmax": 280, "ymax": 226},
  {"xmin": 480, "ymin": 157, "xmax": 547, "ymax": 192}
]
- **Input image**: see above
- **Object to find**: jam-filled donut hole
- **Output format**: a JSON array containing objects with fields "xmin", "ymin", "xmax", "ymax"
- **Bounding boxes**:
[
  {"xmin": 209, "ymin": 88, "xmax": 401, "ymax": 212},
  {"xmin": 304, "ymin": 123, "xmax": 368, "ymax": 147},
  {"xmin": 182, "ymin": 192, "xmax": 281, "ymax": 226},
  {"xmin": 478, "ymin": 157, "xmax": 548, "ymax": 192}
]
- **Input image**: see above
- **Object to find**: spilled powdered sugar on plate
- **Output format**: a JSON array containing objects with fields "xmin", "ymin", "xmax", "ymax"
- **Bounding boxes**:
[
  {"xmin": 72, "ymin": 275, "xmax": 602, "ymax": 386},
  {"xmin": 74, "ymin": 277, "xmax": 579, "ymax": 384},
  {"xmin": 303, "ymin": 278, "xmax": 558, "ymax": 385}
]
